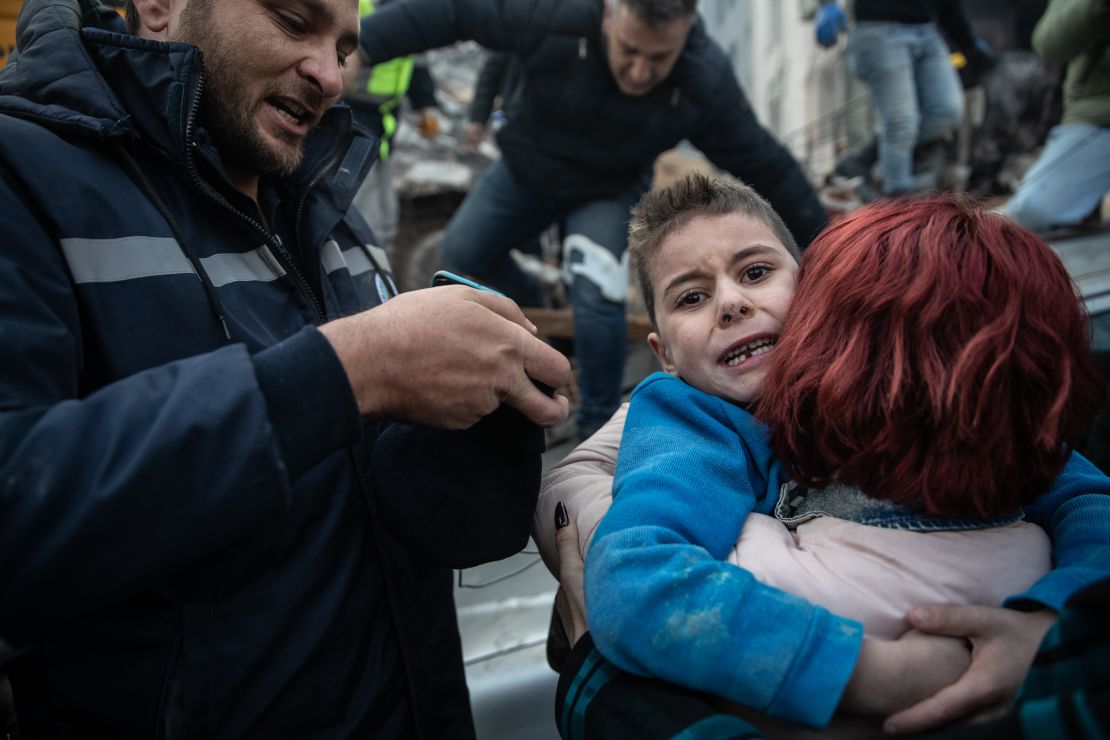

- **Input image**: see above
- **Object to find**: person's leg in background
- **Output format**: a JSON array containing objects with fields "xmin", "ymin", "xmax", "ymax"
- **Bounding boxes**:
[
  {"xmin": 563, "ymin": 185, "xmax": 645, "ymax": 439},
  {"xmin": 833, "ymin": 65, "xmax": 879, "ymax": 182},
  {"xmin": 441, "ymin": 158, "xmax": 560, "ymax": 307},
  {"xmin": 850, "ymin": 22, "xmax": 921, "ymax": 195},
  {"xmin": 844, "ymin": 59, "xmax": 876, "ymax": 151},
  {"xmin": 1005, "ymin": 123, "xmax": 1110, "ymax": 232},
  {"xmin": 911, "ymin": 22, "xmax": 965, "ymax": 189}
]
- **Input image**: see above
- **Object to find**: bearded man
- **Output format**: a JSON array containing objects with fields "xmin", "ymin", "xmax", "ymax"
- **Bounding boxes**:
[{"xmin": 0, "ymin": 0, "xmax": 569, "ymax": 737}]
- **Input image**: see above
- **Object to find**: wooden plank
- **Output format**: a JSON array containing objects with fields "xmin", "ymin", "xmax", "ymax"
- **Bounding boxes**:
[{"xmin": 523, "ymin": 308, "xmax": 653, "ymax": 341}]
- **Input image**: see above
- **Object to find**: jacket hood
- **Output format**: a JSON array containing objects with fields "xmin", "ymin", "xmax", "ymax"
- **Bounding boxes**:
[{"xmin": 0, "ymin": 0, "xmax": 202, "ymax": 156}]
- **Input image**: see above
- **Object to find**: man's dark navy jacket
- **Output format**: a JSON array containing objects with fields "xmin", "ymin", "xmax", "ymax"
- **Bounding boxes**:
[{"xmin": 0, "ymin": 1, "xmax": 542, "ymax": 736}]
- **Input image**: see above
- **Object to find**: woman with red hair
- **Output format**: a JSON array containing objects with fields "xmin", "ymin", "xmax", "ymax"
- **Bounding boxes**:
[
  {"xmin": 535, "ymin": 180, "xmax": 1110, "ymax": 735},
  {"xmin": 760, "ymin": 196, "xmax": 1102, "ymax": 521}
]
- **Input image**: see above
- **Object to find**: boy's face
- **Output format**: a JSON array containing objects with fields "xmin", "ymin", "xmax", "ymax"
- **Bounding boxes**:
[{"xmin": 647, "ymin": 213, "xmax": 798, "ymax": 405}]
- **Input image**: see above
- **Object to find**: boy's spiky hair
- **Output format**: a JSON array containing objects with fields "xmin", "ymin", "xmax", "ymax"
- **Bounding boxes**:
[
  {"xmin": 757, "ymin": 195, "xmax": 1104, "ymax": 519},
  {"xmin": 628, "ymin": 172, "xmax": 799, "ymax": 326}
]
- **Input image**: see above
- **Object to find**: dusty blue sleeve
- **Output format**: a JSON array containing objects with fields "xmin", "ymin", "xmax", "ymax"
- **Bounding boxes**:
[
  {"xmin": 584, "ymin": 374, "xmax": 862, "ymax": 729},
  {"xmin": 1007, "ymin": 451, "xmax": 1110, "ymax": 611}
]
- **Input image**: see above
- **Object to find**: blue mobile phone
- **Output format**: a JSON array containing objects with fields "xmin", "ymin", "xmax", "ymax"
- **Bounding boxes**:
[
  {"xmin": 430, "ymin": 271, "xmax": 554, "ymax": 398},
  {"xmin": 430, "ymin": 270, "xmax": 506, "ymax": 297}
]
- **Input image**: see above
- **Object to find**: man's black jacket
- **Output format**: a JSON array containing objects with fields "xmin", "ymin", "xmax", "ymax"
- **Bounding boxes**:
[{"xmin": 361, "ymin": 0, "xmax": 828, "ymax": 246}]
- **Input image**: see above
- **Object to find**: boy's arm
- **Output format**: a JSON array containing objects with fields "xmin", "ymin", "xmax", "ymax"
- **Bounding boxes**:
[
  {"xmin": 584, "ymin": 375, "xmax": 862, "ymax": 729},
  {"xmin": 1007, "ymin": 451, "xmax": 1110, "ymax": 611}
]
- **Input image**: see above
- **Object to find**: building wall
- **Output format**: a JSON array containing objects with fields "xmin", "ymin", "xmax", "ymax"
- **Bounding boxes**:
[{"xmin": 698, "ymin": 0, "xmax": 864, "ymax": 179}]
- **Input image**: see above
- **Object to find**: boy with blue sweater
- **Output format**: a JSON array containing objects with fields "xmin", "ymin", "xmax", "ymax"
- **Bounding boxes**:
[{"xmin": 565, "ymin": 175, "xmax": 1110, "ymax": 732}]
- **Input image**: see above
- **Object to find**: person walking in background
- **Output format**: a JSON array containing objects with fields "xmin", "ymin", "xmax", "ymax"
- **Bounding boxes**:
[
  {"xmin": 0, "ymin": 0, "xmax": 569, "ymax": 736},
  {"xmin": 817, "ymin": 0, "xmax": 987, "ymax": 196},
  {"xmin": 360, "ymin": 0, "xmax": 829, "ymax": 441},
  {"xmin": 1005, "ymin": 0, "xmax": 1110, "ymax": 233},
  {"xmin": 343, "ymin": 0, "xmax": 440, "ymax": 253}
]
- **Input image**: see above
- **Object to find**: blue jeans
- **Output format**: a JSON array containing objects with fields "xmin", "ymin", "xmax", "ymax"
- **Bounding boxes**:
[
  {"xmin": 1005, "ymin": 123, "xmax": 1110, "ymax": 232},
  {"xmin": 442, "ymin": 159, "xmax": 648, "ymax": 434},
  {"xmin": 848, "ymin": 21, "xmax": 964, "ymax": 195}
]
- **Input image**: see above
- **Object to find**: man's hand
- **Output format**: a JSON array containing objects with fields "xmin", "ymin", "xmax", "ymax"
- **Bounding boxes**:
[
  {"xmin": 320, "ymin": 285, "xmax": 570, "ymax": 428},
  {"xmin": 417, "ymin": 108, "xmax": 439, "ymax": 139},
  {"xmin": 841, "ymin": 630, "xmax": 971, "ymax": 718},
  {"xmin": 881, "ymin": 605, "xmax": 1057, "ymax": 734},
  {"xmin": 463, "ymin": 121, "xmax": 487, "ymax": 150}
]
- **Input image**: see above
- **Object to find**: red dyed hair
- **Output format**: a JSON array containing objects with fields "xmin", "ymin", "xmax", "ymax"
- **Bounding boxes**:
[{"xmin": 756, "ymin": 195, "xmax": 1104, "ymax": 519}]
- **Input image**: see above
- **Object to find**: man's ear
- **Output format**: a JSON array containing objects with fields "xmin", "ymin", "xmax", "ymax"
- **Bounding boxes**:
[
  {"xmin": 131, "ymin": 0, "xmax": 177, "ymax": 39},
  {"xmin": 647, "ymin": 332, "xmax": 677, "ymax": 375}
]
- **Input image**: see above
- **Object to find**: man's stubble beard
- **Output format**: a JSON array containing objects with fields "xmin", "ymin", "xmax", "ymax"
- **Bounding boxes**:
[{"xmin": 179, "ymin": 1, "xmax": 305, "ymax": 178}]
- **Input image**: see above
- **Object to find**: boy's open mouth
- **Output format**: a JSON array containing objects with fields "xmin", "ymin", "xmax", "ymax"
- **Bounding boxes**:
[{"xmin": 719, "ymin": 335, "xmax": 776, "ymax": 367}]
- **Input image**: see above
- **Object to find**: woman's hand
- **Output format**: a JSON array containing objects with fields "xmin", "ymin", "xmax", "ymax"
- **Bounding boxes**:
[
  {"xmin": 554, "ymin": 502, "xmax": 588, "ymax": 646},
  {"xmin": 546, "ymin": 503, "xmax": 588, "ymax": 672},
  {"xmin": 882, "ymin": 605, "xmax": 1057, "ymax": 734}
]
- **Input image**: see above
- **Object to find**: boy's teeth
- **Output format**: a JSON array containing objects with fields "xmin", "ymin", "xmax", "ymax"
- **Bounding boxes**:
[{"xmin": 724, "ymin": 338, "xmax": 774, "ymax": 366}]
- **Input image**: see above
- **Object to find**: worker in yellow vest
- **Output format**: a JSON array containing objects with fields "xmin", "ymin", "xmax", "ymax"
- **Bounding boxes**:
[{"xmin": 343, "ymin": 0, "xmax": 438, "ymax": 253}]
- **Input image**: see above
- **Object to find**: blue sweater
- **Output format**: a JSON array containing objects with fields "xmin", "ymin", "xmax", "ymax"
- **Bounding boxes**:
[{"xmin": 585, "ymin": 373, "xmax": 1110, "ymax": 728}]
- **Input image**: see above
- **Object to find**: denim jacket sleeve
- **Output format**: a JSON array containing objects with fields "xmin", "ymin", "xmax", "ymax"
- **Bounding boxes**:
[{"xmin": 584, "ymin": 374, "xmax": 862, "ymax": 729}]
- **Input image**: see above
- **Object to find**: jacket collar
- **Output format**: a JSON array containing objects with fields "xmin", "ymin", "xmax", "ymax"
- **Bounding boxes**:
[{"xmin": 0, "ymin": 0, "xmax": 137, "ymax": 139}]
